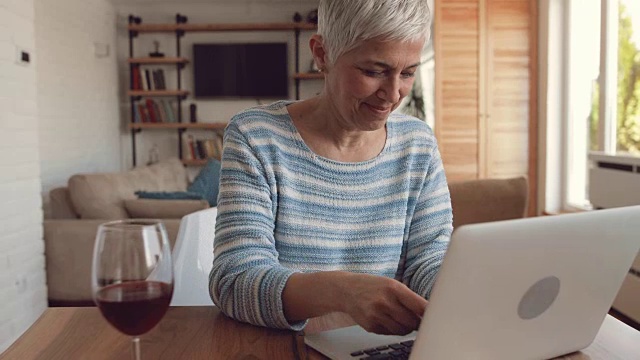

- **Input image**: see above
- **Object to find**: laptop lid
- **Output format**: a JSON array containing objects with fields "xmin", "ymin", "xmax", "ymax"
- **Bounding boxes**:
[
  {"xmin": 410, "ymin": 206, "xmax": 640, "ymax": 360},
  {"xmin": 305, "ymin": 207, "xmax": 640, "ymax": 359}
]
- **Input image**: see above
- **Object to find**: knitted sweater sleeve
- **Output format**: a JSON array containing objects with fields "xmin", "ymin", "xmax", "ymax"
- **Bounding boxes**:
[
  {"xmin": 208, "ymin": 122, "xmax": 304, "ymax": 330},
  {"xmin": 402, "ymin": 144, "xmax": 453, "ymax": 299}
]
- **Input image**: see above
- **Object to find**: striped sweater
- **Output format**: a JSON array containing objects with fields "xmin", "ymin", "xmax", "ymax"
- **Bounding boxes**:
[{"xmin": 209, "ymin": 101, "xmax": 453, "ymax": 330}]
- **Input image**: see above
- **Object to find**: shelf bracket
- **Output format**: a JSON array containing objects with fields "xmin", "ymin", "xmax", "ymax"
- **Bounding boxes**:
[
  {"xmin": 128, "ymin": 15, "xmax": 141, "ymax": 38},
  {"xmin": 175, "ymin": 13, "xmax": 187, "ymax": 39},
  {"xmin": 176, "ymin": 13, "xmax": 188, "ymax": 24}
]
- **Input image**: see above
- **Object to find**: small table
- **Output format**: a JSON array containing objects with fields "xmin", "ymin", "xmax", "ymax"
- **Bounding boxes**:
[{"xmin": 1, "ymin": 307, "xmax": 638, "ymax": 359}]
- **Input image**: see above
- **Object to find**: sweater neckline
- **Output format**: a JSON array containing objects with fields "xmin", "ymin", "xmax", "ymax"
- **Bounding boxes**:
[{"xmin": 276, "ymin": 100, "xmax": 392, "ymax": 167}]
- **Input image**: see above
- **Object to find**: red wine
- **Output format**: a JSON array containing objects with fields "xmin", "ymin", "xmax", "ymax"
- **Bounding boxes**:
[{"xmin": 96, "ymin": 281, "xmax": 173, "ymax": 336}]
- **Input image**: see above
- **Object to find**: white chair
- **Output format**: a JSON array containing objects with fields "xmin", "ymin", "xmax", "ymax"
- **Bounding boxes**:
[{"xmin": 171, "ymin": 207, "xmax": 217, "ymax": 306}]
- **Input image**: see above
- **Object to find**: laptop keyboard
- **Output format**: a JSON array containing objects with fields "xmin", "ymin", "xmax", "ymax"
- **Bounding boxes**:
[{"xmin": 349, "ymin": 340, "xmax": 413, "ymax": 359}]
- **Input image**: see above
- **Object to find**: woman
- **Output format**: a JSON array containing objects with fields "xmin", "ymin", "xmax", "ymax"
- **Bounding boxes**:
[{"xmin": 209, "ymin": 0, "xmax": 452, "ymax": 336}]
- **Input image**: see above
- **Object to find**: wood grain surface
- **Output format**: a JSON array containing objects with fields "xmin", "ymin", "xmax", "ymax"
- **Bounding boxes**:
[{"xmin": 2, "ymin": 308, "xmax": 638, "ymax": 360}]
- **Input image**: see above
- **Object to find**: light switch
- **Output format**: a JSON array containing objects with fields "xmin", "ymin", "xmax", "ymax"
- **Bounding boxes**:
[{"xmin": 15, "ymin": 46, "xmax": 31, "ymax": 66}]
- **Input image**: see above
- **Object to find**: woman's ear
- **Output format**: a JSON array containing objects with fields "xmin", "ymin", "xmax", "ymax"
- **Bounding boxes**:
[{"xmin": 309, "ymin": 34, "xmax": 328, "ymax": 72}]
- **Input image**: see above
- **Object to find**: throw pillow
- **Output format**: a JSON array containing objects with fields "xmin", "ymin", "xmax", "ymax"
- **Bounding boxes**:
[
  {"xmin": 187, "ymin": 158, "xmax": 222, "ymax": 207},
  {"xmin": 135, "ymin": 190, "xmax": 205, "ymax": 201},
  {"xmin": 124, "ymin": 199, "xmax": 209, "ymax": 219}
]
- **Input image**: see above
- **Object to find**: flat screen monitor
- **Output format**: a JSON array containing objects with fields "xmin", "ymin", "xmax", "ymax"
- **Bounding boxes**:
[{"xmin": 193, "ymin": 43, "xmax": 288, "ymax": 98}]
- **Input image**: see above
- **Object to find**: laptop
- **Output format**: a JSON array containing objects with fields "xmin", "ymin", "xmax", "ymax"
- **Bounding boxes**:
[{"xmin": 305, "ymin": 206, "xmax": 640, "ymax": 360}]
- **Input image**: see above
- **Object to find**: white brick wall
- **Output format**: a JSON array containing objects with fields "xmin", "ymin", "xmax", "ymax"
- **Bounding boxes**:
[
  {"xmin": 0, "ymin": 0, "xmax": 120, "ymax": 351},
  {"xmin": 0, "ymin": 0, "xmax": 48, "ymax": 353},
  {"xmin": 35, "ymin": 0, "xmax": 121, "ymax": 218}
]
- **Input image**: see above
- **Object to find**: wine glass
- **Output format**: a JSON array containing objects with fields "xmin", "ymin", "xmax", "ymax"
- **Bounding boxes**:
[{"xmin": 92, "ymin": 219, "xmax": 174, "ymax": 360}]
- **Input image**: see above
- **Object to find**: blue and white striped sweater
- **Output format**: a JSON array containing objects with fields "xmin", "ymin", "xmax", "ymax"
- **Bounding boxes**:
[{"xmin": 209, "ymin": 101, "xmax": 453, "ymax": 330}]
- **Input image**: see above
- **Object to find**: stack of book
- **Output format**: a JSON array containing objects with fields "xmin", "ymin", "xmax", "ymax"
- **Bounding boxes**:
[
  {"xmin": 133, "ymin": 99, "xmax": 176, "ymax": 123},
  {"xmin": 182, "ymin": 133, "xmax": 224, "ymax": 161},
  {"xmin": 132, "ymin": 67, "xmax": 167, "ymax": 91}
]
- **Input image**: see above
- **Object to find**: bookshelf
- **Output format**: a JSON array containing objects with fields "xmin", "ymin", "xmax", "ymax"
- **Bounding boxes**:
[
  {"xmin": 128, "ymin": 90, "xmax": 189, "ymax": 97},
  {"xmin": 293, "ymin": 72, "xmax": 324, "ymax": 80},
  {"xmin": 128, "ymin": 57, "xmax": 189, "ymax": 65},
  {"xmin": 128, "ymin": 22, "xmax": 317, "ymax": 33},
  {"xmin": 127, "ymin": 14, "xmax": 319, "ymax": 166},
  {"xmin": 129, "ymin": 122, "xmax": 227, "ymax": 130}
]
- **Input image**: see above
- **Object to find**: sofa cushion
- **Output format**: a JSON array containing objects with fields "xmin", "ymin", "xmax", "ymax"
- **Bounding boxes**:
[
  {"xmin": 68, "ymin": 158, "xmax": 188, "ymax": 219},
  {"xmin": 44, "ymin": 219, "xmax": 181, "ymax": 302},
  {"xmin": 187, "ymin": 158, "xmax": 222, "ymax": 207},
  {"xmin": 124, "ymin": 199, "xmax": 209, "ymax": 219},
  {"xmin": 135, "ymin": 190, "xmax": 205, "ymax": 201},
  {"xmin": 49, "ymin": 187, "xmax": 79, "ymax": 219}
]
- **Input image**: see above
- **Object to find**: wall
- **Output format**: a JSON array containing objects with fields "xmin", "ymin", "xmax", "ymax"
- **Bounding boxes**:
[
  {"xmin": 35, "ymin": 0, "xmax": 121, "ymax": 217},
  {"xmin": 0, "ymin": 0, "xmax": 120, "ymax": 351},
  {"xmin": 113, "ymin": 1, "xmax": 320, "ymax": 168},
  {"xmin": 0, "ymin": 0, "xmax": 47, "ymax": 352}
]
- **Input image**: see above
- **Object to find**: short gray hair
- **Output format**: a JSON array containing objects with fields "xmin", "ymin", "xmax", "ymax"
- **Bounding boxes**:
[{"xmin": 317, "ymin": 0, "xmax": 431, "ymax": 64}]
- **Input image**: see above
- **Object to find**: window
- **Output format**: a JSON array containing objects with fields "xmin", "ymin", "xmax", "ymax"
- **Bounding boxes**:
[
  {"xmin": 614, "ymin": 0, "xmax": 640, "ymax": 154},
  {"xmin": 563, "ymin": 0, "xmax": 640, "ymax": 210},
  {"xmin": 566, "ymin": 0, "xmax": 600, "ymax": 209}
]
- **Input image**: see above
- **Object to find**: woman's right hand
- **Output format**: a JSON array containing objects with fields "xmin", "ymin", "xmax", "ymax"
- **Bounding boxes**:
[
  {"xmin": 283, "ymin": 271, "xmax": 427, "ymax": 335},
  {"xmin": 338, "ymin": 273, "xmax": 428, "ymax": 335}
]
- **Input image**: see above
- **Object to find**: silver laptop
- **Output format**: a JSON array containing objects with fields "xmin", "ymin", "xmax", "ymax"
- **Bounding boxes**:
[{"xmin": 305, "ymin": 206, "xmax": 640, "ymax": 360}]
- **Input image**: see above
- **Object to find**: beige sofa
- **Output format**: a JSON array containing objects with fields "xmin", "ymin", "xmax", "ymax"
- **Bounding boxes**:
[
  {"xmin": 44, "ymin": 169, "xmax": 528, "ymax": 306},
  {"xmin": 45, "ymin": 157, "xmax": 210, "ymax": 306}
]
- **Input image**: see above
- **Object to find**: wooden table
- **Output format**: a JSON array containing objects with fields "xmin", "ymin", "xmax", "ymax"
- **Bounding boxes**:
[{"xmin": 1, "ymin": 307, "xmax": 638, "ymax": 359}]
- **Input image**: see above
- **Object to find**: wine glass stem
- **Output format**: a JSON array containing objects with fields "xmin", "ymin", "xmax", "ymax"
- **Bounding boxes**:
[{"xmin": 131, "ymin": 337, "xmax": 141, "ymax": 360}]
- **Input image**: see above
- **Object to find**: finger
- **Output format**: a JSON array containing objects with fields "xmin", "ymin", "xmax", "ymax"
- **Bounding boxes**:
[
  {"xmin": 378, "ymin": 313, "xmax": 414, "ymax": 336},
  {"xmin": 395, "ymin": 285, "xmax": 428, "ymax": 318},
  {"xmin": 388, "ymin": 298, "xmax": 421, "ymax": 331}
]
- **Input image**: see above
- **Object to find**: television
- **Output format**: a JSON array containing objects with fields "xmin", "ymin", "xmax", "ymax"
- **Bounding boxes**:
[{"xmin": 193, "ymin": 43, "xmax": 289, "ymax": 98}]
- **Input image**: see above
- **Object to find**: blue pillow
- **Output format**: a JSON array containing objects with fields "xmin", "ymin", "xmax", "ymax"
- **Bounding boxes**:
[
  {"xmin": 187, "ymin": 158, "xmax": 222, "ymax": 207},
  {"xmin": 135, "ymin": 191, "xmax": 205, "ymax": 201}
]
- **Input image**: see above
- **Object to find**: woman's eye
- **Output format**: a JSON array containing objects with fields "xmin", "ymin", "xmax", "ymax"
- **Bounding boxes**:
[{"xmin": 362, "ymin": 69, "xmax": 385, "ymax": 77}]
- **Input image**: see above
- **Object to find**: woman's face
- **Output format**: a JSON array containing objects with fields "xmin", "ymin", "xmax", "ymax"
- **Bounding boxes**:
[{"xmin": 324, "ymin": 37, "xmax": 424, "ymax": 131}]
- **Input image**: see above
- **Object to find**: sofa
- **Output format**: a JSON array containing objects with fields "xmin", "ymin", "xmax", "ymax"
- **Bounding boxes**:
[
  {"xmin": 44, "ymin": 157, "xmax": 210, "ymax": 306},
  {"xmin": 44, "ymin": 168, "xmax": 528, "ymax": 306}
]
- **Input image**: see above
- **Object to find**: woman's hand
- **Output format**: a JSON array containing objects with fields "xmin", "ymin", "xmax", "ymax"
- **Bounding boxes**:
[
  {"xmin": 338, "ymin": 273, "xmax": 427, "ymax": 335},
  {"xmin": 283, "ymin": 271, "xmax": 427, "ymax": 335}
]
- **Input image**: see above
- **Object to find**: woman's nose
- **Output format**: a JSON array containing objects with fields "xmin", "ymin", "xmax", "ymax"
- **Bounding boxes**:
[{"xmin": 376, "ymin": 77, "xmax": 403, "ymax": 103}]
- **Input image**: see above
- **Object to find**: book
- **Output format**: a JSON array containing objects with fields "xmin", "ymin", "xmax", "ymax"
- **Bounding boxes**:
[
  {"xmin": 140, "ymin": 67, "xmax": 148, "ymax": 91},
  {"xmin": 156, "ymin": 100, "xmax": 167, "ymax": 122},
  {"xmin": 181, "ymin": 133, "xmax": 193, "ymax": 160},
  {"xmin": 187, "ymin": 135, "xmax": 197, "ymax": 160},
  {"xmin": 204, "ymin": 139, "xmax": 217, "ymax": 158},
  {"xmin": 152, "ymin": 69, "xmax": 162, "ymax": 90},
  {"xmin": 196, "ymin": 140, "xmax": 206, "ymax": 159},
  {"xmin": 132, "ymin": 66, "xmax": 141, "ymax": 90},
  {"xmin": 137, "ymin": 103, "xmax": 149, "ymax": 123},
  {"xmin": 158, "ymin": 69, "xmax": 166, "ymax": 90},
  {"xmin": 144, "ymin": 69, "xmax": 153, "ymax": 90},
  {"xmin": 131, "ymin": 107, "xmax": 141, "ymax": 123},
  {"xmin": 146, "ymin": 98, "xmax": 158, "ymax": 123},
  {"xmin": 161, "ymin": 100, "xmax": 175, "ymax": 123}
]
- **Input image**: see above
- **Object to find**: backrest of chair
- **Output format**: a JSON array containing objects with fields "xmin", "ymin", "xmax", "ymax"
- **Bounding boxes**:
[
  {"xmin": 171, "ymin": 207, "xmax": 217, "ymax": 306},
  {"xmin": 448, "ymin": 176, "xmax": 528, "ymax": 228}
]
